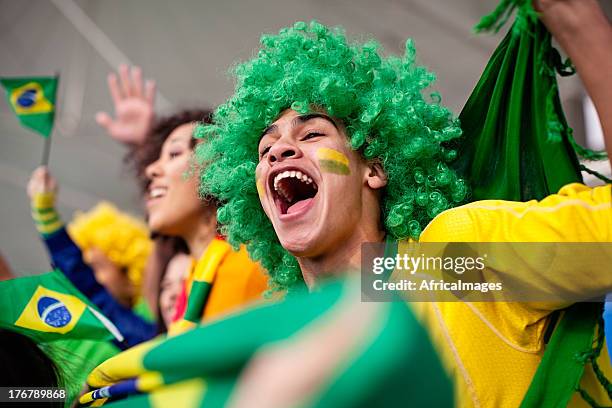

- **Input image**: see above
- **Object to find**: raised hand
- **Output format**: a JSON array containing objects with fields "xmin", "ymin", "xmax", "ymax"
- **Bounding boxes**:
[{"xmin": 96, "ymin": 65, "xmax": 156, "ymax": 146}]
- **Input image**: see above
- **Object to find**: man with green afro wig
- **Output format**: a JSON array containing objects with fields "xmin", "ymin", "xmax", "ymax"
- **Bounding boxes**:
[
  {"xmin": 197, "ymin": 20, "xmax": 467, "ymax": 290},
  {"xmin": 197, "ymin": 0, "xmax": 612, "ymax": 406}
]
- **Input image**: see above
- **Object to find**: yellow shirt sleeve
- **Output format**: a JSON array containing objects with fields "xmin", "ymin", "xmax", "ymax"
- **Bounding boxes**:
[
  {"xmin": 421, "ymin": 183, "xmax": 611, "ymax": 242},
  {"xmin": 420, "ymin": 183, "xmax": 612, "ymax": 308}
]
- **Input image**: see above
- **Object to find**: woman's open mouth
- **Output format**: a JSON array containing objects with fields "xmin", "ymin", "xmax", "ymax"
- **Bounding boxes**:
[
  {"xmin": 269, "ymin": 168, "xmax": 318, "ymax": 217},
  {"xmin": 146, "ymin": 186, "xmax": 167, "ymax": 207}
]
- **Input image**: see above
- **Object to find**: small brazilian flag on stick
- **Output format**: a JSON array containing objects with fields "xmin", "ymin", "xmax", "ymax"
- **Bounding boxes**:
[
  {"xmin": 0, "ymin": 270, "xmax": 124, "ymax": 344},
  {"xmin": 0, "ymin": 76, "xmax": 58, "ymax": 138}
]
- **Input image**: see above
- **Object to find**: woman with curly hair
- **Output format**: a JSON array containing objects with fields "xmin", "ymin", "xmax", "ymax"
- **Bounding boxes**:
[
  {"xmin": 96, "ymin": 68, "xmax": 269, "ymax": 334},
  {"xmin": 138, "ymin": 110, "xmax": 269, "ymax": 334}
]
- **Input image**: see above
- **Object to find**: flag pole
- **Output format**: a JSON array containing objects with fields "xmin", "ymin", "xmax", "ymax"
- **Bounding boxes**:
[
  {"xmin": 41, "ymin": 72, "xmax": 60, "ymax": 167},
  {"xmin": 41, "ymin": 133, "xmax": 52, "ymax": 166}
]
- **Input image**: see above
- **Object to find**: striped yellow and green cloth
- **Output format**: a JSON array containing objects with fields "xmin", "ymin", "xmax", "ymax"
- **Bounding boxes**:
[
  {"xmin": 167, "ymin": 239, "xmax": 231, "ymax": 336},
  {"xmin": 31, "ymin": 192, "xmax": 63, "ymax": 237}
]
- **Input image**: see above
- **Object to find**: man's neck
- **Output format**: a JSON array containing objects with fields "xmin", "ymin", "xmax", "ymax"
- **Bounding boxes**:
[{"xmin": 298, "ymin": 224, "xmax": 385, "ymax": 289}]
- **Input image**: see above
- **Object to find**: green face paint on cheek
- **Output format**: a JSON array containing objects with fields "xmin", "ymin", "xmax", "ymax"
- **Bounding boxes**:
[{"xmin": 316, "ymin": 147, "xmax": 350, "ymax": 175}]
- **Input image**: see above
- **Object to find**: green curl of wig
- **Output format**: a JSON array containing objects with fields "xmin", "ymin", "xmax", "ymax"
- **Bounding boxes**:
[{"xmin": 196, "ymin": 21, "xmax": 467, "ymax": 291}]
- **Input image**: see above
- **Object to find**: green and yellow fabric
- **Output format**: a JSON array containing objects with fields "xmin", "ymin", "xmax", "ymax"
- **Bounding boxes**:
[
  {"xmin": 31, "ymin": 191, "xmax": 64, "ymax": 237},
  {"xmin": 415, "ymin": 183, "xmax": 612, "ymax": 407},
  {"xmin": 0, "ymin": 270, "xmax": 123, "ymax": 344},
  {"xmin": 0, "ymin": 76, "xmax": 58, "ymax": 138},
  {"xmin": 0, "ymin": 270, "xmax": 121, "ymax": 406},
  {"xmin": 83, "ymin": 279, "xmax": 452, "ymax": 407},
  {"xmin": 168, "ymin": 238, "xmax": 268, "ymax": 336},
  {"xmin": 432, "ymin": 0, "xmax": 611, "ymax": 406}
]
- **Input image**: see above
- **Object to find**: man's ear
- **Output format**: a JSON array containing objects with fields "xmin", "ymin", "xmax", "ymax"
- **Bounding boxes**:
[{"xmin": 365, "ymin": 162, "xmax": 387, "ymax": 190}]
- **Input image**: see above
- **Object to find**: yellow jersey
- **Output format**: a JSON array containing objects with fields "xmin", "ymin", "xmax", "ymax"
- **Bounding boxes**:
[{"xmin": 414, "ymin": 183, "xmax": 612, "ymax": 407}]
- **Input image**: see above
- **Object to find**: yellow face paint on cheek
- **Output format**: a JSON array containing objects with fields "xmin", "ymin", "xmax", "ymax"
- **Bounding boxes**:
[
  {"xmin": 256, "ymin": 178, "xmax": 266, "ymax": 200},
  {"xmin": 316, "ymin": 147, "xmax": 350, "ymax": 175}
]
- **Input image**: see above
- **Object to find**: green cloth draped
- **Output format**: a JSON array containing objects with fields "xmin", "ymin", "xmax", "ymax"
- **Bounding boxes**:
[{"xmin": 453, "ymin": 17, "xmax": 583, "ymax": 201}]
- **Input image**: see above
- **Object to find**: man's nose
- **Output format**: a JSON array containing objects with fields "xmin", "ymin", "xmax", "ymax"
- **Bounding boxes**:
[{"xmin": 268, "ymin": 141, "xmax": 301, "ymax": 164}]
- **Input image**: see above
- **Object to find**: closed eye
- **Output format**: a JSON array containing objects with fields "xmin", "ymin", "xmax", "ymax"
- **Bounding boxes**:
[
  {"xmin": 260, "ymin": 145, "xmax": 271, "ymax": 158},
  {"xmin": 301, "ymin": 132, "xmax": 325, "ymax": 141}
]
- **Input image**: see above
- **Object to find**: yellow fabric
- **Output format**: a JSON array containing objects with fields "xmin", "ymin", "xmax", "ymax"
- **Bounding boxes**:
[
  {"xmin": 202, "ymin": 243, "xmax": 268, "ymax": 320},
  {"xmin": 149, "ymin": 378, "xmax": 206, "ymax": 408},
  {"xmin": 32, "ymin": 191, "xmax": 56, "ymax": 210},
  {"xmin": 413, "ymin": 183, "xmax": 612, "ymax": 408},
  {"xmin": 192, "ymin": 238, "xmax": 231, "ymax": 284},
  {"xmin": 31, "ymin": 209, "xmax": 59, "ymax": 223},
  {"xmin": 168, "ymin": 239, "xmax": 268, "ymax": 335},
  {"xmin": 167, "ymin": 319, "xmax": 196, "ymax": 336},
  {"xmin": 87, "ymin": 337, "xmax": 163, "ymax": 388},
  {"xmin": 68, "ymin": 202, "xmax": 152, "ymax": 295}
]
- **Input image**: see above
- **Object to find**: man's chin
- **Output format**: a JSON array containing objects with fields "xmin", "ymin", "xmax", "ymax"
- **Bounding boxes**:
[{"xmin": 278, "ymin": 233, "xmax": 325, "ymax": 259}]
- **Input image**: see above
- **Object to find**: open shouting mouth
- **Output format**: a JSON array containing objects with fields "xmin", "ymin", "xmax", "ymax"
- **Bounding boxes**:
[{"xmin": 269, "ymin": 167, "xmax": 318, "ymax": 217}]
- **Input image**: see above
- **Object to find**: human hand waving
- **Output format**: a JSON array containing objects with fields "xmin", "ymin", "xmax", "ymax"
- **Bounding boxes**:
[{"xmin": 96, "ymin": 65, "xmax": 156, "ymax": 146}]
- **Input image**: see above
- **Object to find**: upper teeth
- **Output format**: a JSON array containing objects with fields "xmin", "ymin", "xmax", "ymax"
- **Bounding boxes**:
[
  {"xmin": 273, "ymin": 170, "xmax": 315, "ymax": 192},
  {"xmin": 150, "ymin": 187, "xmax": 166, "ymax": 199}
]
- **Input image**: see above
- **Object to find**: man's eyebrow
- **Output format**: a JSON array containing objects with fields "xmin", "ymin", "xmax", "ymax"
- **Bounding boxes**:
[
  {"xmin": 294, "ymin": 113, "xmax": 338, "ymax": 129},
  {"xmin": 259, "ymin": 112, "xmax": 338, "ymax": 141},
  {"xmin": 260, "ymin": 124, "xmax": 278, "ymax": 140}
]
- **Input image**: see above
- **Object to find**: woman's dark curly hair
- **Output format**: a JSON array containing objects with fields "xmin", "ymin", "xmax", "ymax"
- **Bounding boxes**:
[{"xmin": 196, "ymin": 21, "xmax": 467, "ymax": 291}]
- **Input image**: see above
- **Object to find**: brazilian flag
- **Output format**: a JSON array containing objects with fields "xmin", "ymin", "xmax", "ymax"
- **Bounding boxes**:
[
  {"xmin": 0, "ymin": 76, "xmax": 58, "ymax": 138},
  {"xmin": 0, "ymin": 270, "xmax": 124, "ymax": 344}
]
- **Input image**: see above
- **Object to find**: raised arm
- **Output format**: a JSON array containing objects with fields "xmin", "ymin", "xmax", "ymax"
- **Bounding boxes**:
[
  {"xmin": 27, "ymin": 167, "xmax": 157, "ymax": 347},
  {"xmin": 536, "ymin": 0, "xmax": 612, "ymax": 160}
]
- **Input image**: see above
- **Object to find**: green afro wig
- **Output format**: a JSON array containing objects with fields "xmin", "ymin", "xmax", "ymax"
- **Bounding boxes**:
[{"xmin": 196, "ymin": 21, "xmax": 467, "ymax": 291}]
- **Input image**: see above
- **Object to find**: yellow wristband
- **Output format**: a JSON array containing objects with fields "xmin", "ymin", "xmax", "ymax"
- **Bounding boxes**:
[{"xmin": 32, "ymin": 191, "xmax": 57, "ymax": 209}]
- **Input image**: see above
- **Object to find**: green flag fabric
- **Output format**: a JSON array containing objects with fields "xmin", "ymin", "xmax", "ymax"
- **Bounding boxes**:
[
  {"xmin": 0, "ymin": 76, "xmax": 58, "ymax": 138},
  {"xmin": 0, "ymin": 270, "xmax": 124, "ymax": 344},
  {"xmin": 83, "ymin": 279, "xmax": 452, "ymax": 407},
  {"xmin": 452, "ymin": 7, "xmax": 585, "ymax": 201}
]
